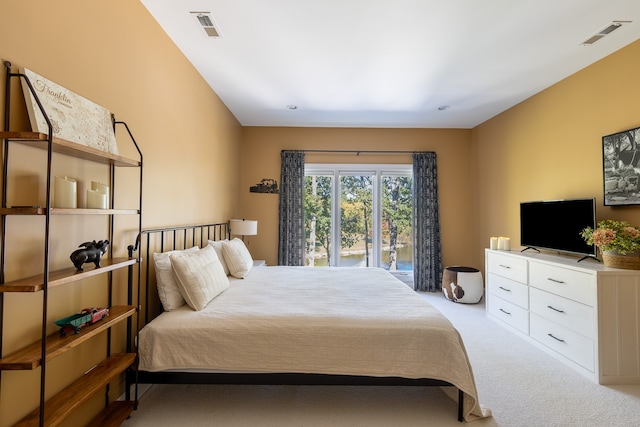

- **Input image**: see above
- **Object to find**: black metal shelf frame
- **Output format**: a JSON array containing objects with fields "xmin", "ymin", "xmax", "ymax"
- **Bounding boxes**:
[{"xmin": 0, "ymin": 60, "xmax": 143, "ymax": 426}]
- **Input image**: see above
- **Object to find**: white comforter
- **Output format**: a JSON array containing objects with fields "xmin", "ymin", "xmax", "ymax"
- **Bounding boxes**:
[{"xmin": 138, "ymin": 266, "xmax": 488, "ymax": 420}]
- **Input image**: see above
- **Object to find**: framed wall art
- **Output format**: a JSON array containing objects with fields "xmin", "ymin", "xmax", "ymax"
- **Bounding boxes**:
[{"xmin": 602, "ymin": 125, "xmax": 640, "ymax": 206}]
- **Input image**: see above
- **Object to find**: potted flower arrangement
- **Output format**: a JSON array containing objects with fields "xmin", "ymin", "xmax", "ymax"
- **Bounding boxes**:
[{"xmin": 580, "ymin": 219, "xmax": 640, "ymax": 269}]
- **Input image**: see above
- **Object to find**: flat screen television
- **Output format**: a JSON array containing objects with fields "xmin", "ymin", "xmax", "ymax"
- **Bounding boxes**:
[{"xmin": 520, "ymin": 198, "xmax": 596, "ymax": 258}]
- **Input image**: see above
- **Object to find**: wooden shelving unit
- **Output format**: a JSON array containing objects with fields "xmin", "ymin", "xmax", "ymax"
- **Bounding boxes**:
[{"xmin": 0, "ymin": 61, "xmax": 143, "ymax": 426}]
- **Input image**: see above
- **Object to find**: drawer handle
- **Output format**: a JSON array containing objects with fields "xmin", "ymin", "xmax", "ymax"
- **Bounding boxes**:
[
  {"xmin": 499, "ymin": 264, "xmax": 511, "ymax": 269},
  {"xmin": 499, "ymin": 286, "xmax": 511, "ymax": 292},
  {"xmin": 499, "ymin": 308, "xmax": 511, "ymax": 315},
  {"xmin": 547, "ymin": 305, "xmax": 565, "ymax": 314},
  {"xmin": 547, "ymin": 278, "xmax": 565, "ymax": 284},
  {"xmin": 547, "ymin": 333, "xmax": 566, "ymax": 343}
]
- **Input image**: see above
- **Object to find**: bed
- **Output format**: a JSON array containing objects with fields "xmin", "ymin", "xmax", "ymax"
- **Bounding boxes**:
[{"xmin": 129, "ymin": 223, "xmax": 488, "ymax": 422}]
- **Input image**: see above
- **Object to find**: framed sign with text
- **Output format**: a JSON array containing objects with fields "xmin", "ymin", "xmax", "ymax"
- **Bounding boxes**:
[{"xmin": 20, "ymin": 67, "xmax": 119, "ymax": 155}]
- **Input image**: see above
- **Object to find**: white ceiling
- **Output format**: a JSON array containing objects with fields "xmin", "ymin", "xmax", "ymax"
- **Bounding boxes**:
[{"xmin": 140, "ymin": 0, "xmax": 640, "ymax": 129}]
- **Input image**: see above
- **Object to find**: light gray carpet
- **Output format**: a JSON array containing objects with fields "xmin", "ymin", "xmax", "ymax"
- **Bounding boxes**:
[{"xmin": 122, "ymin": 292, "xmax": 640, "ymax": 426}]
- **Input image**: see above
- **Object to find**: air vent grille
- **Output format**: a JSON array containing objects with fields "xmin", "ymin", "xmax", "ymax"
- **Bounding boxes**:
[
  {"xmin": 197, "ymin": 15, "xmax": 214, "ymax": 27},
  {"xmin": 204, "ymin": 27, "xmax": 220, "ymax": 37},
  {"xmin": 191, "ymin": 12, "xmax": 222, "ymax": 38},
  {"xmin": 583, "ymin": 34, "xmax": 605, "ymax": 45},
  {"xmin": 599, "ymin": 24, "xmax": 622, "ymax": 35},
  {"xmin": 582, "ymin": 21, "xmax": 630, "ymax": 45}
]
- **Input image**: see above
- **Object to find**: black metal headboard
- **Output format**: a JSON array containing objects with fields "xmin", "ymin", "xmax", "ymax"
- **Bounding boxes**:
[{"xmin": 131, "ymin": 222, "xmax": 229, "ymax": 324}]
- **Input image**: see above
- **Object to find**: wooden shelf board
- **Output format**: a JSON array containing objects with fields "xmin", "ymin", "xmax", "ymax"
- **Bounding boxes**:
[
  {"xmin": 0, "ymin": 258, "xmax": 138, "ymax": 293},
  {"xmin": 0, "ymin": 131, "xmax": 140, "ymax": 167},
  {"xmin": 88, "ymin": 400, "xmax": 136, "ymax": 427},
  {"xmin": 0, "ymin": 206, "xmax": 45, "ymax": 215},
  {"xmin": 0, "ymin": 207, "xmax": 139, "ymax": 215},
  {"xmin": 0, "ymin": 305, "xmax": 136, "ymax": 370},
  {"xmin": 14, "ymin": 353, "xmax": 136, "ymax": 427},
  {"xmin": 50, "ymin": 208, "xmax": 139, "ymax": 215}
]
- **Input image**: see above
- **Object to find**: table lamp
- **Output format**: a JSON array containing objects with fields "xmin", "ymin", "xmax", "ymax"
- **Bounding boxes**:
[{"xmin": 229, "ymin": 219, "xmax": 258, "ymax": 242}]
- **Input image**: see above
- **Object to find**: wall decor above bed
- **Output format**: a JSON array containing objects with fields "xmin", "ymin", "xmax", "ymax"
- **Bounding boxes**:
[{"xmin": 249, "ymin": 178, "xmax": 279, "ymax": 193}]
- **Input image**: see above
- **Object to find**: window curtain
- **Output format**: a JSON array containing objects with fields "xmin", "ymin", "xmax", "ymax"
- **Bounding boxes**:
[
  {"xmin": 412, "ymin": 152, "xmax": 443, "ymax": 292},
  {"xmin": 278, "ymin": 150, "xmax": 306, "ymax": 265}
]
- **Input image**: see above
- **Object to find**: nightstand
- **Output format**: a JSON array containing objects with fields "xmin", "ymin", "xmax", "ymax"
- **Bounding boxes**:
[{"xmin": 253, "ymin": 260, "xmax": 266, "ymax": 267}]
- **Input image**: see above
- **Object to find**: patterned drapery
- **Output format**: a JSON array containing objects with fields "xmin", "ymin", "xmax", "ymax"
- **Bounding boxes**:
[
  {"xmin": 412, "ymin": 152, "xmax": 443, "ymax": 292},
  {"xmin": 278, "ymin": 150, "xmax": 306, "ymax": 265}
]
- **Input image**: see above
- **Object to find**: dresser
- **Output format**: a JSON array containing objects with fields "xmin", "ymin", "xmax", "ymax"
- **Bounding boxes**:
[{"xmin": 485, "ymin": 249, "xmax": 640, "ymax": 384}]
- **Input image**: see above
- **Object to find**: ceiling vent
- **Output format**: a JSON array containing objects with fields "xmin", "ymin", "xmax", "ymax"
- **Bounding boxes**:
[
  {"xmin": 582, "ymin": 21, "xmax": 630, "ymax": 45},
  {"xmin": 191, "ymin": 12, "xmax": 222, "ymax": 38}
]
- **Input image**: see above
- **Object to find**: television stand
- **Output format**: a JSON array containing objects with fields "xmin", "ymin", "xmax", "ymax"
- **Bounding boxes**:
[{"xmin": 485, "ymin": 248, "xmax": 640, "ymax": 384}]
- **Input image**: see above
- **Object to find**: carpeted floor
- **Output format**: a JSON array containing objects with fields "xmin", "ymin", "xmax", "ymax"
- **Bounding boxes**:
[{"xmin": 122, "ymin": 292, "xmax": 640, "ymax": 426}]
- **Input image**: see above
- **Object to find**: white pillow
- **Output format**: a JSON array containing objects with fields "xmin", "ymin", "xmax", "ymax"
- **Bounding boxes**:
[
  {"xmin": 207, "ymin": 239, "xmax": 230, "ymax": 275},
  {"xmin": 221, "ymin": 238, "xmax": 254, "ymax": 279},
  {"xmin": 170, "ymin": 245, "xmax": 229, "ymax": 311},
  {"xmin": 153, "ymin": 246, "xmax": 199, "ymax": 311}
]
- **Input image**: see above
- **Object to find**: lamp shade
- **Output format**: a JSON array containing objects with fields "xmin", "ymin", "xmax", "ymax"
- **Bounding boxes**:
[{"xmin": 229, "ymin": 219, "xmax": 258, "ymax": 236}]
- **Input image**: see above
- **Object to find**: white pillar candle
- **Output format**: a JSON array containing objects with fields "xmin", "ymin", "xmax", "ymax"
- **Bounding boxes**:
[
  {"xmin": 91, "ymin": 181, "xmax": 109, "ymax": 206},
  {"xmin": 502, "ymin": 237, "xmax": 511, "ymax": 251},
  {"xmin": 87, "ymin": 189, "xmax": 108, "ymax": 209},
  {"xmin": 490, "ymin": 237, "xmax": 498, "ymax": 250},
  {"xmin": 53, "ymin": 176, "xmax": 77, "ymax": 208}
]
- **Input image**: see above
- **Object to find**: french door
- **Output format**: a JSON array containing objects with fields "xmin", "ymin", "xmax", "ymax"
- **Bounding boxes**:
[{"xmin": 304, "ymin": 164, "xmax": 413, "ymax": 270}]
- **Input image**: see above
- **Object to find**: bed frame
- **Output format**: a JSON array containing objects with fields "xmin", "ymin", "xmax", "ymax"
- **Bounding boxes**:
[{"xmin": 127, "ymin": 222, "xmax": 464, "ymax": 422}]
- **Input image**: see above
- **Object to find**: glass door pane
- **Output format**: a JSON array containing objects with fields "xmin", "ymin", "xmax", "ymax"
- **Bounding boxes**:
[
  {"xmin": 305, "ymin": 164, "xmax": 413, "ymax": 271},
  {"xmin": 381, "ymin": 175, "xmax": 413, "ymax": 271},
  {"xmin": 304, "ymin": 175, "xmax": 333, "ymax": 267},
  {"xmin": 339, "ymin": 174, "xmax": 373, "ymax": 267}
]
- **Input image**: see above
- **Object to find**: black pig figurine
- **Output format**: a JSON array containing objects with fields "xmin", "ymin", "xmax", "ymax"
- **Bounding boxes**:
[{"xmin": 70, "ymin": 240, "xmax": 109, "ymax": 271}]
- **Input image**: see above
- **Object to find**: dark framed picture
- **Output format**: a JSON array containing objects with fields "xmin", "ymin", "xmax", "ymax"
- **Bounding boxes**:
[{"xmin": 602, "ymin": 126, "xmax": 640, "ymax": 206}]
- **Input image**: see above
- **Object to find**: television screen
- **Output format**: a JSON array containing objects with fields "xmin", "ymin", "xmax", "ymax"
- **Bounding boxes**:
[{"xmin": 520, "ymin": 198, "xmax": 596, "ymax": 256}]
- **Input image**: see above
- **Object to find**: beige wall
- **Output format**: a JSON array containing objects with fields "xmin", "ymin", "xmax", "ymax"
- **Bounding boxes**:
[
  {"xmin": 472, "ymin": 39, "xmax": 640, "ymax": 269},
  {"xmin": 240, "ymin": 127, "xmax": 475, "ymax": 268},
  {"xmin": 0, "ymin": 1, "xmax": 241, "ymax": 425}
]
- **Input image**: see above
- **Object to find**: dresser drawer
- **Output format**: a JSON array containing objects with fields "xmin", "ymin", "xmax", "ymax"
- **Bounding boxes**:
[
  {"xmin": 529, "ymin": 287, "xmax": 594, "ymax": 339},
  {"xmin": 529, "ymin": 262, "xmax": 595, "ymax": 306},
  {"xmin": 486, "ymin": 252, "xmax": 528, "ymax": 284},
  {"xmin": 487, "ymin": 273, "xmax": 529, "ymax": 309},
  {"xmin": 530, "ymin": 313, "xmax": 594, "ymax": 372},
  {"xmin": 488, "ymin": 295, "xmax": 529, "ymax": 334}
]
